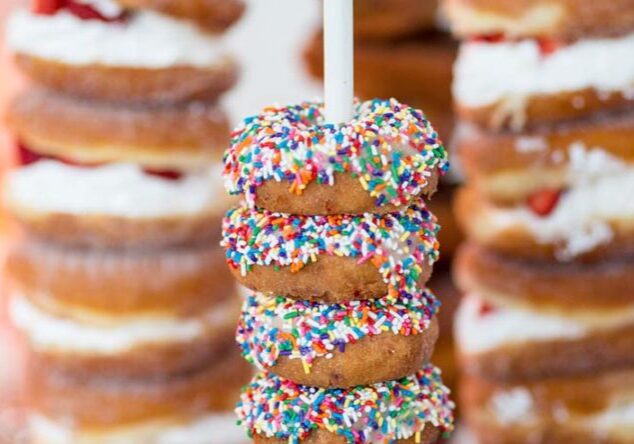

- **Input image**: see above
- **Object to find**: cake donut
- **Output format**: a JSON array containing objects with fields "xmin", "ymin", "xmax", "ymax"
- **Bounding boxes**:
[
  {"xmin": 223, "ymin": 99, "xmax": 448, "ymax": 215},
  {"xmin": 453, "ymin": 31, "xmax": 634, "ymax": 130},
  {"xmin": 443, "ymin": 0, "xmax": 634, "ymax": 40},
  {"xmin": 237, "ymin": 366, "xmax": 454, "ymax": 444},
  {"xmin": 222, "ymin": 202, "xmax": 440, "ymax": 302},
  {"xmin": 236, "ymin": 291, "xmax": 439, "ymax": 388},
  {"xmin": 461, "ymin": 368, "xmax": 634, "ymax": 444},
  {"xmin": 27, "ymin": 345, "xmax": 251, "ymax": 444},
  {"xmin": 354, "ymin": 0, "xmax": 439, "ymax": 42},
  {"xmin": 7, "ymin": 1, "xmax": 238, "ymax": 104}
]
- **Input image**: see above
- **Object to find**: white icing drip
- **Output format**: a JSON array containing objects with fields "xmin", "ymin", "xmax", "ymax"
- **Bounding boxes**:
[
  {"xmin": 9, "ymin": 295, "xmax": 232, "ymax": 354},
  {"xmin": 7, "ymin": 9, "xmax": 228, "ymax": 68},
  {"xmin": 490, "ymin": 388, "xmax": 536, "ymax": 425},
  {"xmin": 455, "ymin": 295, "xmax": 587, "ymax": 354},
  {"xmin": 454, "ymin": 32, "xmax": 634, "ymax": 107},
  {"xmin": 7, "ymin": 161, "xmax": 226, "ymax": 218}
]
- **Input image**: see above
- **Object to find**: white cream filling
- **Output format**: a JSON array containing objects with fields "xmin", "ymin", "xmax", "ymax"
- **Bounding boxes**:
[
  {"xmin": 454, "ymin": 32, "xmax": 634, "ymax": 107},
  {"xmin": 455, "ymin": 294, "xmax": 588, "ymax": 354},
  {"xmin": 9, "ymin": 295, "xmax": 229, "ymax": 354},
  {"xmin": 7, "ymin": 9, "xmax": 228, "ymax": 68},
  {"xmin": 7, "ymin": 161, "xmax": 225, "ymax": 218},
  {"xmin": 490, "ymin": 388, "xmax": 536, "ymax": 426},
  {"xmin": 29, "ymin": 413, "xmax": 246, "ymax": 444}
]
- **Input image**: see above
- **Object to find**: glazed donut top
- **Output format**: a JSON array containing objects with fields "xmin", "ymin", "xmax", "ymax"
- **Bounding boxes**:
[
  {"xmin": 237, "ymin": 291, "xmax": 438, "ymax": 372},
  {"xmin": 237, "ymin": 365, "xmax": 455, "ymax": 443},
  {"xmin": 222, "ymin": 202, "xmax": 440, "ymax": 299},
  {"xmin": 223, "ymin": 98, "xmax": 448, "ymax": 209}
]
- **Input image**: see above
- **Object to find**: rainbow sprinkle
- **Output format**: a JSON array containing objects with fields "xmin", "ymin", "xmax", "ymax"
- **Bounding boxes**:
[
  {"xmin": 237, "ymin": 291, "xmax": 438, "ymax": 372},
  {"xmin": 223, "ymin": 99, "xmax": 448, "ymax": 209},
  {"xmin": 221, "ymin": 201, "xmax": 440, "ymax": 299},
  {"xmin": 236, "ymin": 365, "xmax": 455, "ymax": 443}
]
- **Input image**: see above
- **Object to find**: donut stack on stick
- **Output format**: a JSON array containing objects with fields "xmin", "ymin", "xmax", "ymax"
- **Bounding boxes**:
[
  {"xmin": 221, "ymin": 2, "xmax": 454, "ymax": 442},
  {"xmin": 4, "ymin": 0, "xmax": 251, "ymax": 442},
  {"xmin": 442, "ymin": 0, "xmax": 634, "ymax": 441}
]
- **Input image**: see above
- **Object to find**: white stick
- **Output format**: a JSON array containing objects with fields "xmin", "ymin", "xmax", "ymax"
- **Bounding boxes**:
[{"xmin": 323, "ymin": 0, "xmax": 354, "ymax": 124}]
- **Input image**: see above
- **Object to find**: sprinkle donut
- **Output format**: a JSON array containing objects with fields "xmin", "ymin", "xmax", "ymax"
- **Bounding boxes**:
[
  {"xmin": 237, "ymin": 366, "xmax": 455, "ymax": 444},
  {"xmin": 236, "ymin": 291, "xmax": 439, "ymax": 388},
  {"xmin": 221, "ymin": 202, "xmax": 440, "ymax": 303},
  {"xmin": 223, "ymin": 99, "xmax": 448, "ymax": 215}
]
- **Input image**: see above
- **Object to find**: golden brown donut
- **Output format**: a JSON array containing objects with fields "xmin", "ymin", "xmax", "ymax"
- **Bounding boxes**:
[
  {"xmin": 354, "ymin": 0, "xmax": 439, "ymax": 41},
  {"xmin": 461, "ymin": 369, "xmax": 634, "ymax": 444},
  {"xmin": 254, "ymin": 426, "xmax": 442, "ymax": 444},
  {"xmin": 444, "ymin": 0, "xmax": 634, "ymax": 39},
  {"xmin": 116, "ymin": 0, "xmax": 245, "ymax": 32},
  {"xmin": 7, "ymin": 241, "xmax": 234, "ymax": 317},
  {"xmin": 456, "ymin": 112, "xmax": 634, "ymax": 203},
  {"xmin": 7, "ymin": 89, "xmax": 230, "ymax": 170}
]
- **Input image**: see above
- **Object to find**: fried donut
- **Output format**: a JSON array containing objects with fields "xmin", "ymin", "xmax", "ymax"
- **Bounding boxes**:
[
  {"xmin": 455, "ymin": 112, "xmax": 634, "ymax": 203},
  {"xmin": 221, "ymin": 202, "xmax": 440, "ymax": 303},
  {"xmin": 7, "ymin": 7, "xmax": 237, "ymax": 104},
  {"xmin": 10, "ymin": 292, "xmax": 240, "ymax": 379},
  {"xmin": 7, "ymin": 89, "xmax": 230, "ymax": 169},
  {"xmin": 444, "ymin": 0, "xmax": 634, "ymax": 40},
  {"xmin": 453, "ymin": 32, "xmax": 634, "ymax": 130},
  {"xmin": 236, "ymin": 291, "xmax": 439, "ymax": 388},
  {"xmin": 237, "ymin": 366, "xmax": 454, "ymax": 443},
  {"xmin": 354, "ymin": 0, "xmax": 439, "ymax": 42},
  {"xmin": 27, "ymin": 345, "xmax": 251, "ymax": 443},
  {"xmin": 223, "ymin": 99, "xmax": 448, "ymax": 215},
  {"xmin": 461, "ymin": 369, "xmax": 634, "ymax": 444}
]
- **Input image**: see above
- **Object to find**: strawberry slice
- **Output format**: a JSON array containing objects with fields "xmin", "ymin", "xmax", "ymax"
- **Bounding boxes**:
[
  {"xmin": 471, "ymin": 33, "xmax": 506, "ymax": 44},
  {"xmin": 537, "ymin": 38, "xmax": 562, "ymax": 56},
  {"xmin": 32, "ymin": 0, "xmax": 65, "ymax": 15},
  {"xmin": 143, "ymin": 168, "xmax": 184, "ymax": 181},
  {"xmin": 478, "ymin": 300, "xmax": 496, "ymax": 317},
  {"xmin": 527, "ymin": 189, "xmax": 562, "ymax": 217},
  {"xmin": 65, "ymin": 0, "xmax": 128, "ymax": 22}
]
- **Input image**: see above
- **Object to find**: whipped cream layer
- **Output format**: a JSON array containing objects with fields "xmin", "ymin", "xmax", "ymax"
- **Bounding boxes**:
[
  {"xmin": 454, "ymin": 32, "xmax": 634, "ymax": 107},
  {"xmin": 7, "ymin": 9, "xmax": 228, "ymax": 68},
  {"xmin": 7, "ymin": 161, "xmax": 225, "ymax": 218},
  {"xmin": 30, "ymin": 413, "xmax": 246, "ymax": 444},
  {"xmin": 9, "ymin": 295, "xmax": 231, "ymax": 354}
]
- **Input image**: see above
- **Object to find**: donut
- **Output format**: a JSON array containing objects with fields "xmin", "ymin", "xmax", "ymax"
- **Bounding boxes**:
[
  {"xmin": 354, "ymin": 0, "xmax": 439, "ymax": 42},
  {"xmin": 236, "ymin": 291, "xmax": 439, "ymax": 388},
  {"xmin": 9, "ymin": 291, "xmax": 240, "ymax": 379},
  {"xmin": 443, "ymin": 0, "xmax": 634, "ymax": 40},
  {"xmin": 27, "ymin": 345, "xmax": 251, "ymax": 444},
  {"xmin": 461, "ymin": 369, "xmax": 634, "ymax": 444},
  {"xmin": 7, "ymin": 6, "xmax": 237, "ymax": 104},
  {"xmin": 304, "ymin": 30, "xmax": 456, "ymax": 138},
  {"xmin": 237, "ymin": 366, "xmax": 454, "ymax": 443},
  {"xmin": 6, "ymin": 240, "xmax": 234, "ymax": 318},
  {"xmin": 115, "ymin": 0, "xmax": 245, "ymax": 32},
  {"xmin": 7, "ymin": 89, "xmax": 230, "ymax": 170},
  {"xmin": 221, "ymin": 202, "xmax": 440, "ymax": 303},
  {"xmin": 455, "ymin": 185, "xmax": 634, "ymax": 262},
  {"xmin": 223, "ymin": 99, "xmax": 448, "ymax": 215},
  {"xmin": 453, "ymin": 32, "xmax": 634, "ymax": 130},
  {"xmin": 428, "ymin": 185, "xmax": 463, "ymax": 261},
  {"xmin": 454, "ymin": 293, "xmax": 634, "ymax": 382},
  {"xmin": 455, "ymin": 113, "xmax": 634, "ymax": 203}
]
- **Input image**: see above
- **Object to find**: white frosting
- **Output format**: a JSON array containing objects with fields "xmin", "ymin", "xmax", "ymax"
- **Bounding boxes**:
[
  {"xmin": 29, "ymin": 413, "xmax": 246, "ymax": 444},
  {"xmin": 7, "ymin": 9, "xmax": 228, "ymax": 68},
  {"xmin": 490, "ymin": 388, "xmax": 536, "ymax": 425},
  {"xmin": 9, "ymin": 295, "xmax": 229, "ymax": 354},
  {"xmin": 7, "ymin": 161, "xmax": 225, "ymax": 218},
  {"xmin": 454, "ymin": 32, "xmax": 634, "ymax": 107},
  {"xmin": 455, "ymin": 295, "xmax": 588, "ymax": 354}
]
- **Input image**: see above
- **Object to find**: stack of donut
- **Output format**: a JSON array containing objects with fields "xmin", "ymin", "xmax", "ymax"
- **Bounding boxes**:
[
  {"xmin": 443, "ymin": 0, "xmax": 634, "ymax": 441},
  {"xmin": 304, "ymin": 0, "xmax": 464, "ymax": 395},
  {"xmin": 4, "ymin": 0, "xmax": 251, "ymax": 442},
  {"xmin": 221, "ymin": 98, "xmax": 455, "ymax": 443}
]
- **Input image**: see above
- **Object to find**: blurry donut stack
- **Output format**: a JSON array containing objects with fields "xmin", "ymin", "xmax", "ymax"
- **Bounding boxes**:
[
  {"xmin": 443, "ymin": 0, "xmax": 634, "ymax": 441},
  {"xmin": 222, "ymin": 99, "xmax": 455, "ymax": 442},
  {"xmin": 4, "ymin": 0, "xmax": 252, "ymax": 442},
  {"xmin": 305, "ymin": 0, "xmax": 463, "ymax": 394}
]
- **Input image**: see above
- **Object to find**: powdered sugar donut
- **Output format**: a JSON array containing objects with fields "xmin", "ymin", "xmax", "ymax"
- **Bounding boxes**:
[{"xmin": 224, "ymin": 99, "xmax": 448, "ymax": 215}]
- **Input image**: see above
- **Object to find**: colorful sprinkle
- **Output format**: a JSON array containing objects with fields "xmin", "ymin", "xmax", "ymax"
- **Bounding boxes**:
[
  {"xmin": 237, "ymin": 291, "xmax": 438, "ymax": 371},
  {"xmin": 223, "ymin": 99, "xmax": 449, "ymax": 209},
  {"xmin": 221, "ymin": 201, "xmax": 440, "ymax": 300},
  {"xmin": 236, "ymin": 365, "xmax": 455, "ymax": 443}
]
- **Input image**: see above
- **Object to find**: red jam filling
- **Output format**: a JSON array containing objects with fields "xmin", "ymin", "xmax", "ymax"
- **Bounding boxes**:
[
  {"xmin": 32, "ymin": 0, "xmax": 128, "ymax": 22},
  {"xmin": 17, "ymin": 143, "xmax": 183, "ymax": 181},
  {"xmin": 470, "ymin": 34, "xmax": 564, "ymax": 57},
  {"xmin": 477, "ymin": 300, "xmax": 497, "ymax": 317},
  {"xmin": 527, "ymin": 188, "xmax": 562, "ymax": 217}
]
